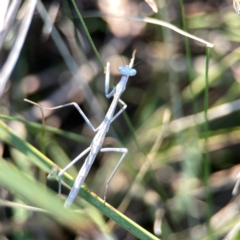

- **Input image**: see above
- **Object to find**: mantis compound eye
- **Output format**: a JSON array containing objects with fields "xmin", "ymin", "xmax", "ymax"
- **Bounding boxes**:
[
  {"xmin": 118, "ymin": 66, "xmax": 137, "ymax": 76},
  {"xmin": 130, "ymin": 69, "xmax": 137, "ymax": 76},
  {"xmin": 118, "ymin": 66, "xmax": 123, "ymax": 73}
]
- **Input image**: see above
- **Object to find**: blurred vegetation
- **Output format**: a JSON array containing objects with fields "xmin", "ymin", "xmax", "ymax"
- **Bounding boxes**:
[{"xmin": 1, "ymin": 0, "xmax": 240, "ymax": 239}]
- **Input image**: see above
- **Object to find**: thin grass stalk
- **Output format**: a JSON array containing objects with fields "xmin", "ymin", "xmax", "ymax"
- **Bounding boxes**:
[
  {"xmin": 181, "ymin": 46, "xmax": 240, "ymax": 102},
  {"xmin": 203, "ymin": 47, "xmax": 213, "ymax": 232},
  {"xmin": 157, "ymin": 1, "xmax": 208, "ymax": 234},
  {"xmin": 81, "ymin": 12, "xmax": 214, "ymax": 48},
  {"xmin": 178, "ymin": 0, "xmax": 198, "ymax": 114},
  {"xmin": 71, "ymin": 0, "xmax": 104, "ymax": 71},
  {"xmin": 157, "ymin": 0, "xmax": 191, "ymax": 233}
]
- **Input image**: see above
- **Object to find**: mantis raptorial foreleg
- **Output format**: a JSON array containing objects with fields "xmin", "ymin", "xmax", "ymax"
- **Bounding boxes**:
[{"xmin": 105, "ymin": 62, "xmax": 116, "ymax": 98}]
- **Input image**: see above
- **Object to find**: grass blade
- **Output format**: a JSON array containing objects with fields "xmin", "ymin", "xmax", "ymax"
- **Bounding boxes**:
[
  {"xmin": 0, "ymin": 158, "xmax": 93, "ymax": 232},
  {"xmin": 0, "ymin": 119, "xmax": 160, "ymax": 239}
]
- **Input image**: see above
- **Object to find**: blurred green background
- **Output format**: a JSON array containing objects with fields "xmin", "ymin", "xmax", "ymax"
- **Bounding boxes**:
[{"xmin": 1, "ymin": 0, "xmax": 240, "ymax": 239}]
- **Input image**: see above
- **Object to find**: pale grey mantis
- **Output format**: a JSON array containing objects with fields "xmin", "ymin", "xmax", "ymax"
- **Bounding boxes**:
[{"xmin": 25, "ymin": 51, "xmax": 137, "ymax": 207}]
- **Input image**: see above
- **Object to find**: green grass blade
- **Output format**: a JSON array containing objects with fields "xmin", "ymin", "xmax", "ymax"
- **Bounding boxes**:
[
  {"xmin": 0, "ymin": 114, "xmax": 91, "ymax": 144},
  {"xmin": 0, "ymin": 120, "xmax": 160, "ymax": 239},
  {"xmin": 0, "ymin": 158, "xmax": 92, "ymax": 232},
  {"xmin": 47, "ymin": 139, "xmax": 78, "ymax": 178},
  {"xmin": 0, "ymin": 119, "xmax": 53, "ymax": 172},
  {"xmin": 71, "ymin": 0, "xmax": 104, "ymax": 71}
]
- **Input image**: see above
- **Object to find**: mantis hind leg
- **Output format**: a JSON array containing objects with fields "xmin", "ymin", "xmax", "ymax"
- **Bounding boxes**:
[
  {"xmin": 100, "ymin": 147, "xmax": 128, "ymax": 203},
  {"xmin": 58, "ymin": 147, "xmax": 91, "ymax": 196}
]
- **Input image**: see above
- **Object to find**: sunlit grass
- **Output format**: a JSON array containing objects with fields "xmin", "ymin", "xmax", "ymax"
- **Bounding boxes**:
[{"xmin": 1, "ymin": 0, "xmax": 240, "ymax": 239}]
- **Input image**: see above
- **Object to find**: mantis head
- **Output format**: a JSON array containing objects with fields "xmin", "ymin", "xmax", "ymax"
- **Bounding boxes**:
[{"xmin": 118, "ymin": 65, "xmax": 137, "ymax": 76}]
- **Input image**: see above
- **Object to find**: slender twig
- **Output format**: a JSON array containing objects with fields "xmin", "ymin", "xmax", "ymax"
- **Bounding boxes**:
[{"xmin": 24, "ymin": 99, "xmax": 46, "ymax": 154}]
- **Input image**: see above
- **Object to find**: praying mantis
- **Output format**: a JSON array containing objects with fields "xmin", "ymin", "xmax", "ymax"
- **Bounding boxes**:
[{"xmin": 25, "ymin": 51, "xmax": 137, "ymax": 207}]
